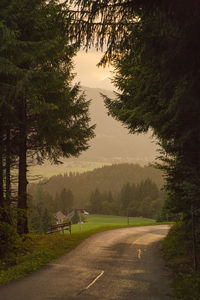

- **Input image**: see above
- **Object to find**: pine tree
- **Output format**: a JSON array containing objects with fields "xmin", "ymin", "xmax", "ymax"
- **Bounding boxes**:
[
  {"xmin": 0, "ymin": 0, "xmax": 95, "ymax": 233},
  {"xmin": 58, "ymin": 188, "xmax": 74, "ymax": 215},
  {"xmin": 73, "ymin": 1, "xmax": 200, "ymax": 259},
  {"xmin": 118, "ymin": 183, "xmax": 133, "ymax": 215},
  {"xmin": 89, "ymin": 189, "xmax": 102, "ymax": 213}
]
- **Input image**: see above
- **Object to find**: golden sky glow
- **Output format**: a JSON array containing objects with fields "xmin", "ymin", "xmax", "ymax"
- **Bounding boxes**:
[{"xmin": 73, "ymin": 51, "xmax": 114, "ymax": 90}]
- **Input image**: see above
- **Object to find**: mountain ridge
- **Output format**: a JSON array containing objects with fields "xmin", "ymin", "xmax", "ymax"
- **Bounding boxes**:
[
  {"xmin": 29, "ymin": 163, "xmax": 164, "ymax": 206},
  {"xmin": 77, "ymin": 86, "xmax": 158, "ymax": 163}
]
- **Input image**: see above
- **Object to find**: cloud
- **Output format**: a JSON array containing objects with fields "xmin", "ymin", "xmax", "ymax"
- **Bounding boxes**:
[{"xmin": 100, "ymin": 75, "xmax": 110, "ymax": 81}]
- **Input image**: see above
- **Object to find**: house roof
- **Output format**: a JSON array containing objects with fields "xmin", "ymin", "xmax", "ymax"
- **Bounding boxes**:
[
  {"xmin": 54, "ymin": 209, "xmax": 89, "ymax": 223},
  {"xmin": 66, "ymin": 210, "xmax": 75, "ymax": 219},
  {"xmin": 54, "ymin": 211, "xmax": 67, "ymax": 220}
]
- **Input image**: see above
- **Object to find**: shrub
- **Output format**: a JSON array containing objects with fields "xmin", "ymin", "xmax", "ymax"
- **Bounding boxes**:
[
  {"xmin": 162, "ymin": 221, "xmax": 191, "ymax": 261},
  {"xmin": 162, "ymin": 221, "xmax": 200, "ymax": 299},
  {"xmin": 174, "ymin": 273, "xmax": 200, "ymax": 300},
  {"xmin": 0, "ymin": 222, "xmax": 23, "ymax": 265}
]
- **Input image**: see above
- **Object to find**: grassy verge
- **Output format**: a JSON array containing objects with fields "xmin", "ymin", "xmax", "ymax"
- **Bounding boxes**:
[
  {"xmin": 0, "ymin": 215, "xmax": 168, "ymax": 285},
  {"xmin": 162, "ymin": 222, "xmax": 200, "ymax": 299}
]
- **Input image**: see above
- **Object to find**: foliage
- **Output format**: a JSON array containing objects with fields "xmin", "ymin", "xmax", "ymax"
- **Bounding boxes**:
[
  {"xmin": 173, "ymin": 273, "xmax": 200, "ymax": 300},
  {"xmin": 0, "ymin": 0, "xmax": 94, "ymax": 233},
  {"xmin": 29, "ymin": 163, "xmax": 164, "ymax": 205},
  {"xmin": 55, "ymin": 188, "xmax": 74, "ymax": 215},
  {"xmin": 28, "ymin": 165, "xmax": 164, "ymax": 230},
  {"xmin": 28, "ymin": 188, "xmax": 55, "ymax": 233},
  {"xmin": 163, "ymin": 222, "xmax": 200, "ymax": 299},
  {"xmin": 73, "ymin": 0, "xmax": 200, "ymax": 275},
  {"xmin": 71, "ymin": 210, "xmax": 87, "ymax": 224},
  {"xmin": 156, "ymin": 203, "xmax": 180, "ymax": 222},
  {"xmin": 0, "ymin": 222, "xmax": 23, "ymax": 265},
  {"xmin": 28, "ymin": 187, "xmax": 75, "ymax": 232},
  {"xmin": 163, "ymin": 222, "xmax": 191, "ymax": 264},
  {"xmin": 86, "ymin": 179, "xmax": 164, "ymax": 219}
]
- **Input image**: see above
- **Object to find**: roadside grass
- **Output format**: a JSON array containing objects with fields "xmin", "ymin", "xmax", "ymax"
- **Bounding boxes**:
[
  {"xmin": 0, "ymin": 215, "xmax": 168, "ymax": 285},
  {"xmin": 162, "ymin": 222, "xmax": 200, "ymax": 299}
]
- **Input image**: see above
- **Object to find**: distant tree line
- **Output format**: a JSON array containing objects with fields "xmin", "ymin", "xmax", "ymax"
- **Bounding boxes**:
[
  {"xmin": 86, "ymin": 179, "xmax": 165, "ymax": 219},
  {"xmin": 29, "ymin": 163, "xmax": 164, "ymax": 206},
  {"xmin": 28, "ymin": 177, "xmax": 164, "ymax": 233}
]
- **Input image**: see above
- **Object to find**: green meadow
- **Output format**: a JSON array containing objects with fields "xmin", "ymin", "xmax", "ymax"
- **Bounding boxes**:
[{"xmin": 69, "ymin": 214, "xmax": 156, "ymax": 233}]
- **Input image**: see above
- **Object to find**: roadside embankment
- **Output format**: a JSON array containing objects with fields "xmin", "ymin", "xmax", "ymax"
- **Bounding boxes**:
[{"xmin": 162, "ymin": 222, "xmax": 200, "ymax": 300}]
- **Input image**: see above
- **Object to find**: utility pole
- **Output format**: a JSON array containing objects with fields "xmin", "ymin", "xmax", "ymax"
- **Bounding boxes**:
[
  {"xmin": 78, "ymin": 209, "xmax": 82, "ymax": 232},
  {"xmin": 127, "ymin": 208, "xmax": 129, "ymax": 225}
]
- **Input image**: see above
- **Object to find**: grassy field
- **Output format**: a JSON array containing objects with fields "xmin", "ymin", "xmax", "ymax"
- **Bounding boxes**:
[{"xmin": 69, "ymin": 214, "xmax": 156, "ymax": 233}]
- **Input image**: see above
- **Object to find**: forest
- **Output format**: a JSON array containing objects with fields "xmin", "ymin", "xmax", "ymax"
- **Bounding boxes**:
[
  {"xmin": 86, "ymin": 179, "xmax": 164, "ymax": 219},
  {"xmin": 29, "ymin": 163, "xmax": 163, "ymax": 203},
  {"xmin": 1, "ymin": 0, "xmax": 200, "ymax": 296},
  {"xmin": 28, "ymin": 164, "xmax": 165, "ymax": 232}
]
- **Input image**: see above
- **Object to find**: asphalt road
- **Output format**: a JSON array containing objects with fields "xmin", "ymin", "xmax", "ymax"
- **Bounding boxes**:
[{"xmin": 0, "ymin": 225, "xmax": 172, "ymax": 300}]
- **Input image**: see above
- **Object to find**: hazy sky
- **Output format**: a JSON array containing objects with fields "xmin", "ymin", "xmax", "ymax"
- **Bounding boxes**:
[
  {"xmin": 72, "ymin": 49, "xmax": 158, "ymax": 165},
  {"xmin": 74, "ymin": 50, "xmax": 114, "ymax": 90}
]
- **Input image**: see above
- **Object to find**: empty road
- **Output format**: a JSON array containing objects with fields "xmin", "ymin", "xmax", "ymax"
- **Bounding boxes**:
[{"xmin": 0, "ymin": 225, "xmax": 172, "ymax": 300}]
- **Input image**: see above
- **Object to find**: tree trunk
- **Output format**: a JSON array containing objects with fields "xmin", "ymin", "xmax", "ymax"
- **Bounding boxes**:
[
  {"xmin": 191, "ymin": 205, "xmax": 198, "ymax": 272},
  {"xmin": 17, "ymin": 100, "xmax": 28, "ymax": 234},
  {"xmin": 6, "ymin": 127, "xmax": 11, "ymax": 204},
  {"xmin": 5, "ymin": 126, "xmax": 12, "ymax": 224},
  {"xmin": 0, "ymin": 126, "xmax": 4, "ymax": 220}
]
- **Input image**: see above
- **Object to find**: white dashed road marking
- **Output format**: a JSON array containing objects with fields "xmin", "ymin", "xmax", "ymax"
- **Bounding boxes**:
[
  {"xmin": 137, "ymin": 248, "xmax": 142, "ymax": 259},
  {"xmin": 78, "ymin": 271, "xmax": 104, "ymax": 295}
]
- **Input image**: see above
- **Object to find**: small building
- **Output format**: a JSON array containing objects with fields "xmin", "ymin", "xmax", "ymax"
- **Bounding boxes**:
[
  {"xmin": 54, "ymin": 209, "xmax": 89, "ymax": 224},
  {"xmin": 54, "ymin": 211, "xmax": 68, "ymax": 224},
  {"xmin": 66, "ymin": 210, "xmax": 75, "ymax": 220}
]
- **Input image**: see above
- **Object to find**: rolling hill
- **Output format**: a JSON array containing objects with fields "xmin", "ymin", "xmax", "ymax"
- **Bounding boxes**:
[
  {"xmin": 78, "ymin": 86, "xmax": 158, "ymax": 163},
  {"xmin": 29, "ymin": 163, "xmax": 164, "ymax": 206}
]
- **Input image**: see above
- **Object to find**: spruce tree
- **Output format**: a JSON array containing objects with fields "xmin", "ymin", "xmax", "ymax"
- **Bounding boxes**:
[
  {"xmin": 73, "ymin": 0, "xmax": 200, "ymax": 245},
  {"xmin": 0, "ymin": 0, "xmax": 95, "ymax": 233}
]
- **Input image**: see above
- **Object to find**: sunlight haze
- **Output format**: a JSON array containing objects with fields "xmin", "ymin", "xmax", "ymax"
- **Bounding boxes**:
[{"xmin": 74, "ymin": 51, "xmax": 114, "ymax": 90}]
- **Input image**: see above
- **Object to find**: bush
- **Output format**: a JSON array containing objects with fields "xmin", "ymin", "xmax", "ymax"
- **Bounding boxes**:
[
  {"xmin": 162, "ymin": 221, "xmax": 200, "ymax": 299},
  {"xmin": 0, "ymin": 222, "xmax": 23, "ymax": 265},
  {"xmin": 174, "ymin": 273, "xmax": 200, "ymax": 300},
  {"xmin": 72, "ymin": 212, "xmax": 87, "ymax": 224},
  {"xmin": 162, "ymin": 221, "xmax": 191, "ymax": 261}
]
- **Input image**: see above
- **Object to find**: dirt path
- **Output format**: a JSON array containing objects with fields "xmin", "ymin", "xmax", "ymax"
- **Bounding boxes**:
[{"xmin": 0, "ymin": 225, "xmax": 172, "ymax": 300}]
